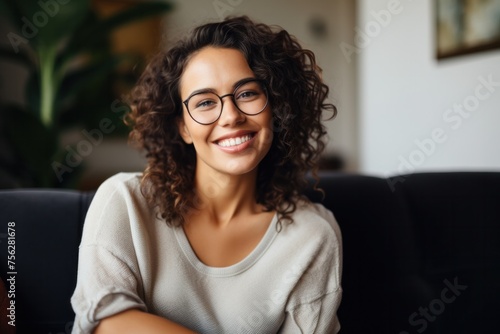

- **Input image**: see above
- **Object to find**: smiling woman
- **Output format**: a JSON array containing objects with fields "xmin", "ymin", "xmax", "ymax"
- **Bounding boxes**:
[{"xmin": 70, "ymin": 16, "xmax": 342, "ymax": 334}]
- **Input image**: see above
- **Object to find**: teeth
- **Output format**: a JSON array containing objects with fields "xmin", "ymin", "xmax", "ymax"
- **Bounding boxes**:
[{"xmin": 218, "ymin": 134, "xmax": 252, "ymax": 147}]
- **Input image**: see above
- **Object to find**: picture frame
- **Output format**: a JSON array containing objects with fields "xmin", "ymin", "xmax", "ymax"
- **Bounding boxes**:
[{"xmin": 436, "ymin": 0, "xmax": 500, "ymax": 59}]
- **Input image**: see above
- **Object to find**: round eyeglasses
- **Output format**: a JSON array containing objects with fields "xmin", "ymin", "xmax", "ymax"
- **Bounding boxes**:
[{"xmin": 182, "ymin": 79, "xmax": 268, "ymax": 125}]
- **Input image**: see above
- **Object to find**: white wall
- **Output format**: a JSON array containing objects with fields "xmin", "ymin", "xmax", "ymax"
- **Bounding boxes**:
[{"xmin": 357, "ymin": 0, "xmax": 500, "ymax": 176}]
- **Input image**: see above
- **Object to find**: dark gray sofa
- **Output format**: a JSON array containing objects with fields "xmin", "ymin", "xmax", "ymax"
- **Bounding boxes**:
[{"xmin": 1, "ymin": 172, "xmax": 499, "ymax": 333}]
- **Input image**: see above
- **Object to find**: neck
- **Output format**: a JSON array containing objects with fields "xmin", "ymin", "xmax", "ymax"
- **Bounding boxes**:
[{"xmin": 192, "ymin": 167, "xmax": 260, "ymax": 227}]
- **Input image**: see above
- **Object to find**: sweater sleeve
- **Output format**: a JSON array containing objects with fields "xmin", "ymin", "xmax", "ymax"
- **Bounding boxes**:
[
  {"xmin": 70, "ymin": 245, "xmax": 147, "ymax": 334},
  {"xmin": 280, "ymin": 202, "xmax": 343, "ymax": 334},
  {"xmin": 279, "ymin": 289, "xmax": 342, "ymax": 334},
  {"xmin": 70, "ymin": 174, "xmax": 147, "ymax": 334}
]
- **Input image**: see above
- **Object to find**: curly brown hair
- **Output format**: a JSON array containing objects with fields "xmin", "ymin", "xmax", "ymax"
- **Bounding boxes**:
[{"xmin": 126, "ymin": 16, "xmax": 337, "ymax": 227}]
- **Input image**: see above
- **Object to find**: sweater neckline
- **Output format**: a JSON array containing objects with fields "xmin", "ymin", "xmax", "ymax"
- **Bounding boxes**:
[{"xmin": 173, "ymin": 212, "xmax": 279, "ymax": 277}]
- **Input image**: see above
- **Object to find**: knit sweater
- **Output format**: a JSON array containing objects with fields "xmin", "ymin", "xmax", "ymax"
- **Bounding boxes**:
[{"xmin": 71, "ymin": 172, "xmax": 342, "ymax": 333}]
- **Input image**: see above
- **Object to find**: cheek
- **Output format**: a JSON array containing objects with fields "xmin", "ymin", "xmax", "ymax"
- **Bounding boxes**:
[
  {"xmin": 263, "ymin": 110, "xmax": 275, "ymax": 140},
  {"xmin": 178, "ymin": 117, "xmax": 193, "ymax": 144},
  {"xmin": 185, "ymin": 122, "xmax": 213, "ymax": 146},
  {"xmin": 257, "ymin": 109, "xmax": 274, "ymax": 146},
  {"xmin": 260, "ymin": 106, "xmax": 273, "ymax": 127},
  {"xmin": 260, "ymin": 127, "xmax": 274, "ymax": 149}
]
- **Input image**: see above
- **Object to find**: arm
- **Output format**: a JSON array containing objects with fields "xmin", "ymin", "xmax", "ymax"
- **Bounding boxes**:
[
  {"xmin": 94, "ymin": 309, "xmax": 197, "ymax": 334},
  {"xmin": 71, "ymin": 175, "xmax": 198, "ymax": 333}
]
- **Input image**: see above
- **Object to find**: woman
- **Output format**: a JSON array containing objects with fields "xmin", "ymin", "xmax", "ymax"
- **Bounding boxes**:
[{"xmin": 71, "ymin": 16, "xmax": 342, "ymax": 334}]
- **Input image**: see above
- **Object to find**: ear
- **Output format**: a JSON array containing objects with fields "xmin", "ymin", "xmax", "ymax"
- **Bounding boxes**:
[{"xmin": 177, "ymin": 117, "xmax": 193, "ymax": 144}]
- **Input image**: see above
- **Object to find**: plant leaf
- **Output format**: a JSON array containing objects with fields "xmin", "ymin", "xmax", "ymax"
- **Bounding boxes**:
[{"xmin": 55, "ymin": 53, "xmax": 133, "ymax": 116}]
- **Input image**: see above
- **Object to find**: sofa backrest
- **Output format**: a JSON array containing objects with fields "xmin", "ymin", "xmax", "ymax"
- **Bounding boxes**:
[
  {"xmin": 305, "ymin": 173, "xmax": 428, "ymax": 333},
  {"xmin": 386, "ymin": 172, "xmax": 500, "ymax": 334},
  {"xmin": 1, "ymin": 172, "xmax": 499, "ymax": 333}
]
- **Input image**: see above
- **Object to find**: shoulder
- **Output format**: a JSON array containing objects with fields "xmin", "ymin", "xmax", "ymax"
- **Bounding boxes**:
[
  {"xmin": 89, "ymin": 172, "xmax": 144, "ymax": 209},
  {"xmin": 83, "ymin": 172, "xmax": 148, "ymax": 246},
  {"xmin": 89, "ymin": 172, "xmax": 149, "ymax": 217},
  {"xmin": 293, "ymin": 200, "xmax": 336, "ymax": 223},
  {"xmin": 96, "ymin": 172, "xmax": 142, "ymax": 195},
  {"xmin": 276, "ymin": 200, "xmax": 342, "ymax": 261},
  {"xmin": 287, "ymin": 200, "xmax": 341, "ymax": 242}
]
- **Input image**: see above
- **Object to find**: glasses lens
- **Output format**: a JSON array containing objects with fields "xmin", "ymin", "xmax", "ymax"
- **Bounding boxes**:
[
  {"xmin": 234, "ymin": 81, "xmax": 267, "ymax": 115},
  {"xmin": 187, "ymin": 92, "xmax": 221, "ymax": 124}
]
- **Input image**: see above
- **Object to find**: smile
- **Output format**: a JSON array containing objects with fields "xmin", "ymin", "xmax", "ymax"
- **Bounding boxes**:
[{"xmin": 216, "ymin": 134, "xmax": 254, "ymax": 147}]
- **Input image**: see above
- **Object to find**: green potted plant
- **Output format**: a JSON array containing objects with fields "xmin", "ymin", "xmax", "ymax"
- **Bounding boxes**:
[{"xmin": 0, "ymin": 0, "xmax": 172, "ymax": 188}]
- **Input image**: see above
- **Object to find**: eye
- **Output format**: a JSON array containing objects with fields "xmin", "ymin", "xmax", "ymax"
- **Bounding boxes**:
[
  {"xmin": 236, "ymin": 90, "xmax": 260, "ymax": 101},
  {"xmin": 189, "ymin": 92, "xmax": 220, "ymax": 111},
  {"xmin": 196, "ymin": 99, "xmax": 217, "ymax": 109},
  {"xmin": 235, "ymin": 80, "xmax": 265, "ymax": 101}
]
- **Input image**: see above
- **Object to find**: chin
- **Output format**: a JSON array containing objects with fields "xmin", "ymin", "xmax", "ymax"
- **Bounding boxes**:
[{"xmin": 217, "ymin": 159, "xmax": 262, "ymax": 176}]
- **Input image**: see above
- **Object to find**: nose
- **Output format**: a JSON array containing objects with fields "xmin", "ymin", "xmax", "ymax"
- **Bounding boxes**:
[{"xmin": 218, "ymin": 94, "xmax": 245, "ymax": 126}]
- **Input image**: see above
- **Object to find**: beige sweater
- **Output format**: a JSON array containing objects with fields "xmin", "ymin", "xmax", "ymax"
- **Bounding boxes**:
[{"xmin": 71, "ymin": 173, "xmax": 342, "ymax": 334}]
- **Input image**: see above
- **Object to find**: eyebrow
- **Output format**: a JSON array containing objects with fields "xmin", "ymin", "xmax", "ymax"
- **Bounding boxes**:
[{"xmin": 184, "ymin": 77, "xmax": 257, "ymax": 100}]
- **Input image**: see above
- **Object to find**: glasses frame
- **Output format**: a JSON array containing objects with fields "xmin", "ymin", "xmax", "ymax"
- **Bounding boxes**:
[{"xmin": 182, "ymin": 79, "xmax": 268, "ymax": 125}]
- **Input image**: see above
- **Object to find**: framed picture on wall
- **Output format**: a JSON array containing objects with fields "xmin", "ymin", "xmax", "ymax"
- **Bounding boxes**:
[{"xmin": 436, "ymin": 0, "xmax": 500, "ymax": 59}]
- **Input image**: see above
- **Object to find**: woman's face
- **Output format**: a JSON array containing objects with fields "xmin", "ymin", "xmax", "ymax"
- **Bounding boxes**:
[{"xmin": 178, "ymin": 47, "xmax": 273, "ymax": 178}]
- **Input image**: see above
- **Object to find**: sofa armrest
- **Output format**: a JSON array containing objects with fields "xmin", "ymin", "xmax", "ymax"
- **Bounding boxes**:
[{"xmin": 0, "ymin": 189, "xmax": 93, "ymax": 333}]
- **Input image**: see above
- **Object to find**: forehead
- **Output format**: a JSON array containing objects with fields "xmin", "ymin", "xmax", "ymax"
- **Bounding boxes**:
[{"xmin": 180, "ymin": 47, "xmax": 255, "ymax": 97}]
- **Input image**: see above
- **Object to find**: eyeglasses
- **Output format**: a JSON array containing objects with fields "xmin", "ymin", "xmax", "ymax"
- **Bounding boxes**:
[{"xmin": 182, "ymin": 79, "xmax": 268, "ymax": 125}]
